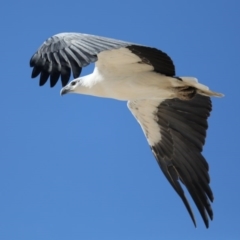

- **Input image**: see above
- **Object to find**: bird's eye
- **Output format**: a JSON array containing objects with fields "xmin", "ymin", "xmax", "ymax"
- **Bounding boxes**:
[{"xmin": 71, "ymin": 81, "xmax": 76, "ymax": 86}]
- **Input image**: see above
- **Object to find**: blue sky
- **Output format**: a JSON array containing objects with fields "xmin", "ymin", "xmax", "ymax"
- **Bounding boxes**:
[{"xmin": 1, "ymin": 0, "xmax": 239, "ymax": 239}]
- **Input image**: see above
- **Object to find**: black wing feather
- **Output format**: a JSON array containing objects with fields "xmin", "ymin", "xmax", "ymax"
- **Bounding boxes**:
[
  {"xmin": 126, "ymin": 45, "xmax": 175, "ymax": 76},
  {"xmin": 152, "ymin": 94, "xmax": 213, "ymax": 228}
]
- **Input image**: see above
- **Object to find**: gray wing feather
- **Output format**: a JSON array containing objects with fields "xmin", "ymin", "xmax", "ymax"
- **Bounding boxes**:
[{"xmin": 30, "ymin": 33, "xmax": 131, "ymax": 87}]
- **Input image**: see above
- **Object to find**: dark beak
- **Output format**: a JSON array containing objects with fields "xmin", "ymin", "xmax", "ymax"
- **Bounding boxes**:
[{"xmin": 60, "ymin": 87, "xmax": 70, "ymax": 96}]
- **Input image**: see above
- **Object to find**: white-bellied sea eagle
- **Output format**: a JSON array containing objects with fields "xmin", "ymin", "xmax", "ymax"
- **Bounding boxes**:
[{"xmin": 30, "ymin": 33, "xmax": 223, "ymax": 228}]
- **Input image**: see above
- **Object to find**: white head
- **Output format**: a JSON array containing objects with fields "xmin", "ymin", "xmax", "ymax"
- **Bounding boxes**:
[
  {"xmin": 60, "ymin": 74, "xmax": 104, "ymax": 98},
  {"xmin": 60, "ymin": 78, "xmax": 83, "ymax": 96}
]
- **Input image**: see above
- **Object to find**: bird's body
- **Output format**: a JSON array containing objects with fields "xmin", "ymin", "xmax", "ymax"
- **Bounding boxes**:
[
  {"xmin": 73, "ymin": 66, "xmax": 176, "ymax": 101},
  {"xmin": 30, "ymin": 33, "xmax": 223, "ymax": 228}
]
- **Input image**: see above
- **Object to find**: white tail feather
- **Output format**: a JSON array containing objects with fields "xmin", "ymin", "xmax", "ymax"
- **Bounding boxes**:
[{"xmin": 180, "ymin": 77, "xmax": 224, "ymax": 97}]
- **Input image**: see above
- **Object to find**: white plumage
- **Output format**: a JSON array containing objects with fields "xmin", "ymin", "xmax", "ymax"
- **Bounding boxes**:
[{"xmin": 30, "ymin": 32, "xmax": 223, "ymax": 228}]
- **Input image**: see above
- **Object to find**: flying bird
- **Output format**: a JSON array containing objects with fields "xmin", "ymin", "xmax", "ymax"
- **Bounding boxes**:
[{"xmin": 30, "ymin": 33, "xmax": 223, "ymax": 228}]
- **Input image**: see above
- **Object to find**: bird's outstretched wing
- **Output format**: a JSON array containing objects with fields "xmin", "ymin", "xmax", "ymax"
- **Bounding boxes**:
[
  {"xmin": 30, "ymin": 33, "xmax": 175, "ymax": 87},
  {"xmin": 128, "ymin": 94, "xmax": 213, "ymax": 228}
]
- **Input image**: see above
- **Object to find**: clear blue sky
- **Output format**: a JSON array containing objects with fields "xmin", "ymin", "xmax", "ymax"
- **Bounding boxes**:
[{"xmin": 1, "ymin": 0, "xmax": 239, "ymax": 239}]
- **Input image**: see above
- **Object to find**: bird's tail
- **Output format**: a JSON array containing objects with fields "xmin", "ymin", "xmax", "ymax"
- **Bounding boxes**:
[{"xmin": 180, "ymin": 77, "xmax": 224, "ymax": 97}]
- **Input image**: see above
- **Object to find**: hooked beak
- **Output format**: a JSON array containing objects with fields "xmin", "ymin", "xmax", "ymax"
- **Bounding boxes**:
[{"xmin": 60, "ymin": 86, "xmax": 71, "ymax": 96}]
